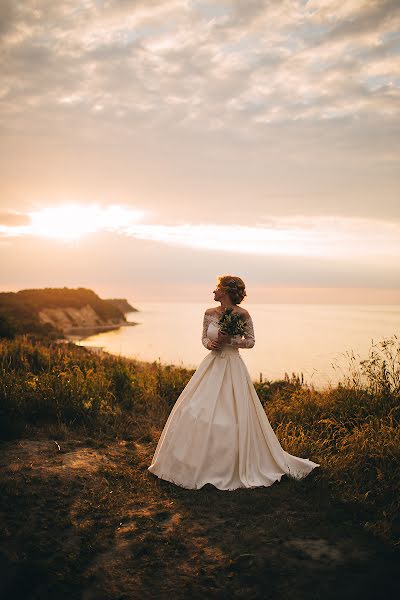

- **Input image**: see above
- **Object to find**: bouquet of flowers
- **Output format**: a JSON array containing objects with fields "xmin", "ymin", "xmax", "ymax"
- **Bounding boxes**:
[{"xmin": 218, "ymin": 308, "xmax": 247, "ymax": 337}]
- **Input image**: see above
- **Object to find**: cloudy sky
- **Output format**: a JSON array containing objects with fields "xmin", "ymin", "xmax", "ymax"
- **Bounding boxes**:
[{"xmin": 0, "ymin": 0, "xmax": 399, "ymax": 303}]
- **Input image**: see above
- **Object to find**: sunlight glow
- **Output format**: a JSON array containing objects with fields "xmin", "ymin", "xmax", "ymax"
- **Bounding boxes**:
[
  {"xmin": 0, "ymin": 210, "xmax": 399, "ymax": 263},
  {"xmin": 0, "ymin": 204, "xmax": 146, "ymax": 241},
  {"xmin": 124, "ymin": 216, "xmax": 400, "ymax": 260}
]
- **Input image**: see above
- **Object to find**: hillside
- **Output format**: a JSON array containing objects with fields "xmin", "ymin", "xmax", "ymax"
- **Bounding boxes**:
[
  {"xmin": 105, "ymin": 298, "xmax": 138, "ymax": 313},
  {"xmin": 0, "ymin": 335, "xmax": 399, "ymax": 599},
  {"xmin": 0, "ymin": 287, "xmax": 138, "ymax": 339}
]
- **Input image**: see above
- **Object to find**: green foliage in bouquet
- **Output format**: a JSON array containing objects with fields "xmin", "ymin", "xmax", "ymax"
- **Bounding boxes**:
[{"xmin": 218, "ymin": 308, "xmax": 247, "ymax": 337}]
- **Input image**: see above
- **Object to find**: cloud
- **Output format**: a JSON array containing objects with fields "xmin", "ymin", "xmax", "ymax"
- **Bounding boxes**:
[
  {"xmin": 308, "ymin": 0, "xmax": 399, "ymax": 38},
  {"xmin": 0, "ymin": 0, "xmax": 398, "ymax": 237},
  {"xmin": 0, "ymin": 211, "xmax": 31, "ymax": 226},
  {"xmin": 1, "ymin": 205, "xmax": 399, "ymax": 269},
  {"xmin": 0, "ymin": 0, "xmax": 399, "ymax": 137},
  {"xmin": 0, "ymin": 203, "xmax": 146, "ymax": 240},
  {"xmin": 1, "ymin": 226, "xmax": 399, "ymax": 295},
  {"xmin": 123, "ymin": 216, "xmax": 400, "ymax": 264}
]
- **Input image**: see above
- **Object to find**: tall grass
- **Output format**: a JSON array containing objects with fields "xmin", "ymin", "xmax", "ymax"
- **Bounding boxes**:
[
  {"xmin": 0, "ymin": 335, "xmax": 193, "ymax": 440},
  {"xmin": 0, "ymin": 333, "xmax": 399, "ymax": 542},
  {"xmin": 255, "ymin": 335, "xmax": 400, "ymax": 542}
]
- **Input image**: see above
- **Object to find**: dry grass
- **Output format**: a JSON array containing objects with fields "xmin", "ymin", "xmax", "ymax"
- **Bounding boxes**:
[
  {"xmin": 0, "ymin": 334, "xmax": 399, "ymax": 599},
  {"xmin": 1, "ymin": 334, "xmax": 399, "ymax": 543}
]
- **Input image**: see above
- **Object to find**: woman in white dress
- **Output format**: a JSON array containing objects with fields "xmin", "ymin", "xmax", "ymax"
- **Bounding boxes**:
[{"xmin": 148, "ymin": 275, "xmax": 319, "ymax": 490}]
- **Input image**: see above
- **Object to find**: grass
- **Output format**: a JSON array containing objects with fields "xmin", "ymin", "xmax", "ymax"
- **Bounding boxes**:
[
  {"xmin": 0, "ymin": 335, "xmax": 191, "ymax": 440},
  {"xmin": 0, "ymin": 333, "xmax": 399, "ymax": 599}
]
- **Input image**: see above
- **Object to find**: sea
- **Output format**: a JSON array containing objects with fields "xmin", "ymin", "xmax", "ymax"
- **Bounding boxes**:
[{"xmin": 75, "ymin": 302, "xmax": 400, "ymax": 390}]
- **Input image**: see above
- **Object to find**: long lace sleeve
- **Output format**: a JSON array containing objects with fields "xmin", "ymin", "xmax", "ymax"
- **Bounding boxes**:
[
  {"xmin": 202, "ymin": 313, "xmax": 212, "ymax": 350},
  {"xmin": 228, "ymin": 314, "xmax": 255, "ymax": 349}
]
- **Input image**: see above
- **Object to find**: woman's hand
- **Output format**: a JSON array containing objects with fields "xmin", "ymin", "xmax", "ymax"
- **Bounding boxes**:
[
  {"xmin": 207, "ymin": 331, "xmax": 231, "ymax": 351},
  {"xmin": 217, "ymin": 331, "xmax": 231, "ymax": 345},
  {"xmin": 208, "ymin": 339, "xmax": 222, "ymax": 350}
]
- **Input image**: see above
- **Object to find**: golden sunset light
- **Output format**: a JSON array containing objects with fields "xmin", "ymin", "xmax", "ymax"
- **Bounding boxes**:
[
  {"xmin": 124, "ymin": 216, "xmax": 400, "ymax": 261},
  {"xmin": 29, "ymin": 204, "xmax": 146, "ymax": 241},
  {"xmin": 1, "ymin": 210, "xmax": 399, "ymax": 268},
  {"xmin": 0, "ymin": 0, "xmax": 399, "ymax": 301},
  {"xmin": 0, "ymin": 204, "xmax": 146, "ymax": 242},
  {"xmin": 1, "ymin": 4, "xmax": 400, "ymax": 595}
]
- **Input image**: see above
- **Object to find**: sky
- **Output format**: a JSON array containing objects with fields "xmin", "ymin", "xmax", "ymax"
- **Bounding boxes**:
[{"xmin": 0, "ymin": 0, "xmax": 399, "ymax": 304}]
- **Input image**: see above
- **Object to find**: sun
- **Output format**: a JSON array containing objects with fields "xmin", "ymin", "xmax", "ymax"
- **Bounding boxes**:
[{"xmin": 27, "ymin": 203, "xmax": 144, "ymax": 241}]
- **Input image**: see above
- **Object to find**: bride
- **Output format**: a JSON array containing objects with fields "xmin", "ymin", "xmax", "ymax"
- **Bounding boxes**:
[{"xmin": 148, "ymin": 275, "xmax": 319, "ymax": 490}]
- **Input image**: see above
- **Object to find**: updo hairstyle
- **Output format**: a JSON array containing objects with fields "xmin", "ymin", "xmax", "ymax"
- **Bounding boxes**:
[{"xmin": 217, "ymin": 275, "xmax": 247, "ymax": 305}]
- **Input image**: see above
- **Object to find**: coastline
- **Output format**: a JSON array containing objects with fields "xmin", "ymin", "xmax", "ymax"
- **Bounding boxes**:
[
  {"xmin": 77, "ymin": 301, "xmax": 400, "ymax": 390},
  {"xmin": 64, "ymin": 321, "xmax": 138, "ymax": 341}
]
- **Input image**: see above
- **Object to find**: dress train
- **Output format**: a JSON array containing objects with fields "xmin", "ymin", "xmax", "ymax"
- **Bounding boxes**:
[{"xmin": 148, "ymin": 312, "xmax": 319, "ymax": 490}]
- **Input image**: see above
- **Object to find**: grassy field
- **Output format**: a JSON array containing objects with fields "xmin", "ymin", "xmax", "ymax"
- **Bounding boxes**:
[{"xmin": 0, "ymin": 334, "xmax": 399, "ymax": 599}]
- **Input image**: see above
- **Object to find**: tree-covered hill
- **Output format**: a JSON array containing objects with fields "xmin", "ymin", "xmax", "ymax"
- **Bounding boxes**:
[
  {"xmin": 104, "ymin": 298, "xmax": 138, "ymax": 313},
  {"xmin": 0, "ymin": 287, "xmax": 133, "ymax": 339}
]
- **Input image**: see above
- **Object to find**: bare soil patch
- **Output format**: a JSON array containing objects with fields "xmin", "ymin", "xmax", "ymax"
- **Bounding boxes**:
[{"xmin": 0, "ymin": 433, "xmax": 398, "ymax": 600}]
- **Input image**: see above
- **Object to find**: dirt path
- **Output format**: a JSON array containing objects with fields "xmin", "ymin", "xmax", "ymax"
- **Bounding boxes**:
[{"xmin": 0, "ymin": 436, "xmax": 398, "ymax": 600}]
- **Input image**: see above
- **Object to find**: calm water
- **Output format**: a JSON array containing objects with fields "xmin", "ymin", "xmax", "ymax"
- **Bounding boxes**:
[{"xmin": 76, "ymin": 302, "xmax": 400, "ymax": 389}]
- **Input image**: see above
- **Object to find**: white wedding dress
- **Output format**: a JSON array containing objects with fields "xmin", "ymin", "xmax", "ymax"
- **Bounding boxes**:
[{"xmin": 148, "ymin": 311, "xmax": 319, "ymax": 490}]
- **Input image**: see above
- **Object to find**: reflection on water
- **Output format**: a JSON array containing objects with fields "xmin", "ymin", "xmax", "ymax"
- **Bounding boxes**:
[{"xmin": 76, "ymin": 302, "xmax": 400, "ymax": 389}]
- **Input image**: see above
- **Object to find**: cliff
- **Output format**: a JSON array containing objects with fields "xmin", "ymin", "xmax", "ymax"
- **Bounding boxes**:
[
  {"xmin": 38, "ymin": 304, "xmax": 130, "ymax": 335},
  {"xmin": 105, "ymin": 298, "xmax": 138, "ymax": 313},
  {"xmin": 0, "ymin": 287, "xmax": 138, "ymax": 339}
]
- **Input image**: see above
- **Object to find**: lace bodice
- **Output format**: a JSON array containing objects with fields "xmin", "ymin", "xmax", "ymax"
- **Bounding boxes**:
[{"xmin": 202, "ymin": 311, "xmax": 255, "ymax": 351}]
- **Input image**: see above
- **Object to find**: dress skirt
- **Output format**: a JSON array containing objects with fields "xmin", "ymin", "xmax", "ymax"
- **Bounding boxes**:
[{"xmin": 148, "ymin": 346, "xmax": 319, "ymax": 490}]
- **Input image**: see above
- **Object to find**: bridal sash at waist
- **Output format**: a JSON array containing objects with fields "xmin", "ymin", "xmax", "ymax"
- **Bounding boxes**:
[{"xmin": 210, "ymin": 346, "xmax": 240, "ymax": 358}]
